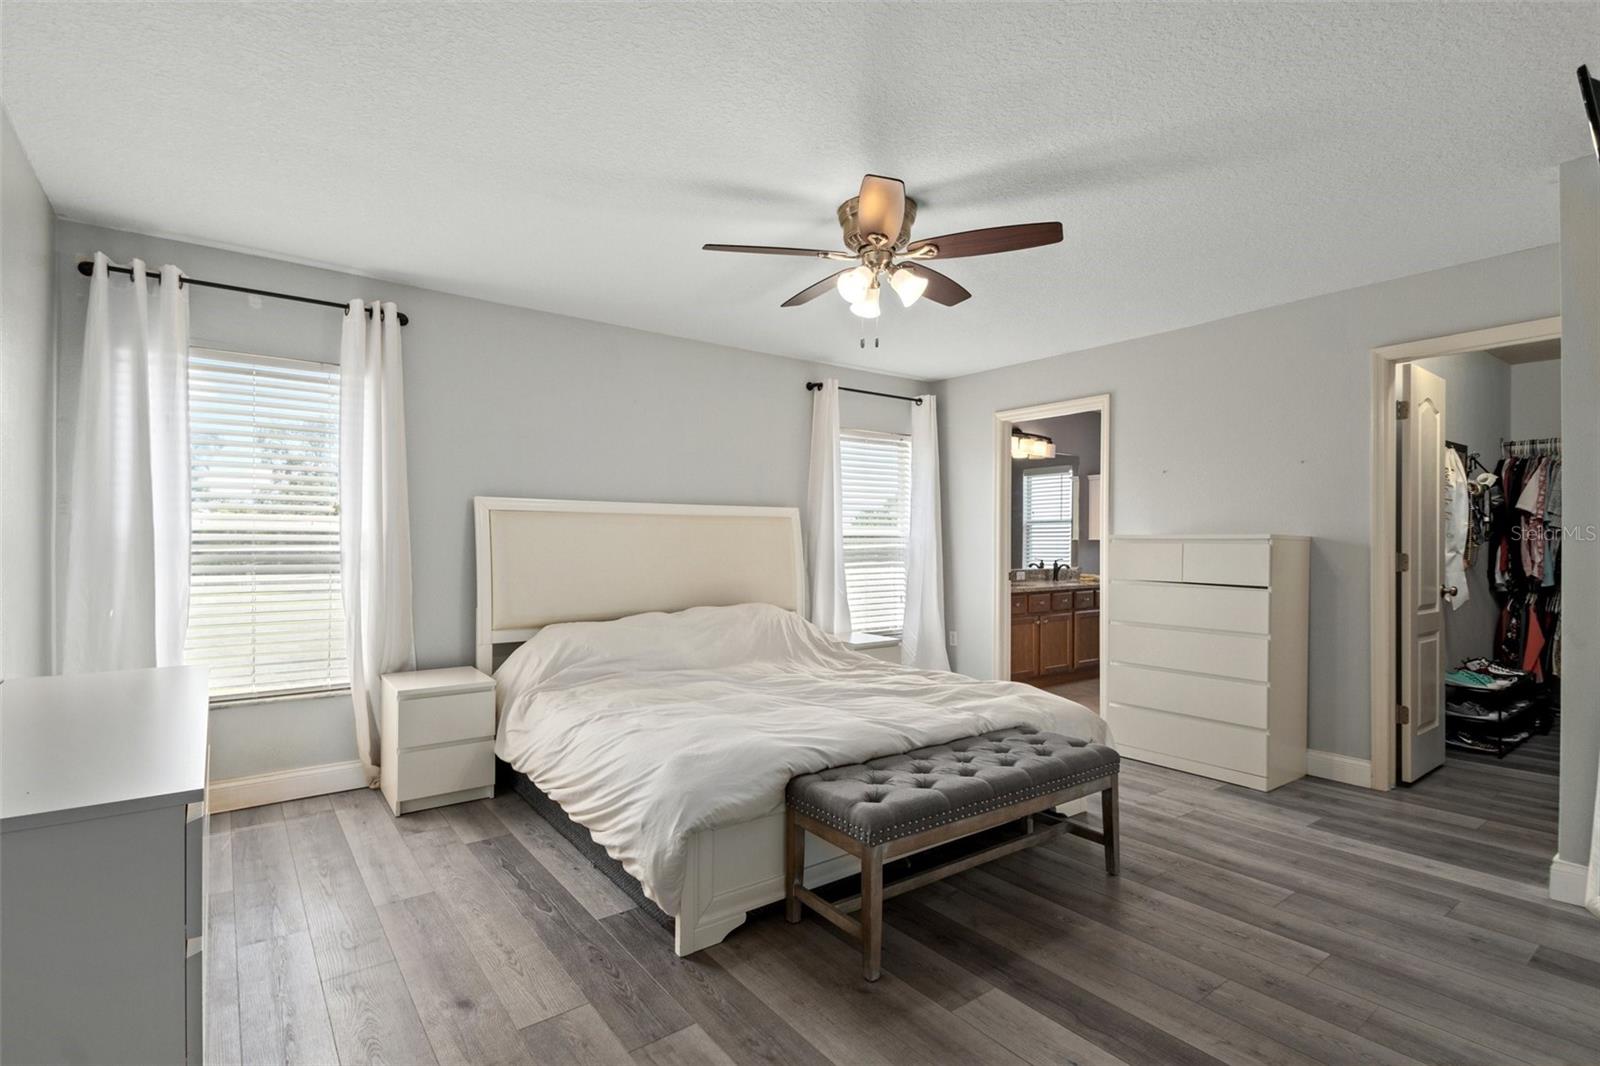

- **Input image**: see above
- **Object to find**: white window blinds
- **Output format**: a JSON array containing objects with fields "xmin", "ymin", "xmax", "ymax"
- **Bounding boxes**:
[
  {"xmin": 840, "ymin": 430, "xmax": 912, "ymax": 635},
  {"xmin": 185, "ymin": 348, "xmax": 347, "ymax": 700},
  {"xmin": 1022, "ymin": 468, "xmax": 1075, "ymax": 568}
]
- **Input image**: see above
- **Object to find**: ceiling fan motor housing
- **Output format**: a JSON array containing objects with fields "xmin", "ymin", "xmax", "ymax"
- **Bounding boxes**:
[{"xmin": 837, "ymin": 195, "xmax": 918, "ymax": 253}]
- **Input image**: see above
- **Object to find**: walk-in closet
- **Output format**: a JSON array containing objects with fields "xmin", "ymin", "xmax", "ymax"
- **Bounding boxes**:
[{"xmin": 1411, "ymin": 339, "xmax": 1562, "ymax": 777}]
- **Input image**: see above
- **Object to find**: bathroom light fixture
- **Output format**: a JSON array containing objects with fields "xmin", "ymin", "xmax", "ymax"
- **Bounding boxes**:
[{"xmin": 1011, "ymin": 428, "xmax": 1055, "ymax": 460}]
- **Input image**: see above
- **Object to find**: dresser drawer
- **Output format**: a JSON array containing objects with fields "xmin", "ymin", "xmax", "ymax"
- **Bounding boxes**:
[
  {"xmin": 394, "ymin": 739, "xmax": 495, "ymax": 803},
  {"xmin": 1181, "ymin": 540, "xmax": 1271, "ymax": 587},
  {"xmin": 1110, "ymin": 581, "xmax": 1269, "ymax": 634},
  {"xmin": 1107, "ymin": 663, "xmax": 1268, "ymax": 729},
  {"xmin": 1106, "ymin": 703, "xmax": 1268, "ymax": 776},
  {"xmin": 1107, "ymin": 622, "xmax": 1269, "ymax": 682},
  {"xmin": 399, "ymin": 690, "xmax": 494, "ymax": 749},
  {"xmin": 1115, "ymin": 539, "xmax": 1182, "ymax": 582}
]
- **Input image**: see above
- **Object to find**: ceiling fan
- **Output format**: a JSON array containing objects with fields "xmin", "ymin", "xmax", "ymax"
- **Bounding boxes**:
[{"xmin": 703, "ymin": 174, "xmax": 1063, "ymax": 319}]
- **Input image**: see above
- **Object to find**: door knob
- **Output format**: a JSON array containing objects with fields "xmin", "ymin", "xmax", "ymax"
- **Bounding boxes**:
[{"xmin": 1441, "ymin": 585, "xmax": 1459, "ymax": 598}]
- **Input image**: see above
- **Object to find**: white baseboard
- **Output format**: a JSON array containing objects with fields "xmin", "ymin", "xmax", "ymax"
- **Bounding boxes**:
[
  {"xmin": 209, "ymin": 759, "xmax": 369, "ymax": 813},
  {"xmin": 1548, "ymin": 855, "xmax": 1590, "ymax": 907},
  {"xmin": 1305, "ymin": 749, "xmax": 1372, "ymax": 788}
]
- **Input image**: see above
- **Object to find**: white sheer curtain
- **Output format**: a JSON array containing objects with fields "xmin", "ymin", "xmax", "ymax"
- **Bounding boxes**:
[
  {"xmin": 902, "ymin": 394, "xmax": 950, "ymax": 670},
  {"xmin": 805, "ymin": 379, "xmax": 852, "ymax": 636},
  {"xmin": 340, "ymin": 300, "xmax": 415, "ymax": 781},
  {"xmin": 60, "ymin": 253, "xmax": 190, "ymax": 672},
  {"xmin": 1588, "ymin": 790, "xmax": 1599, "ymax": 918}
]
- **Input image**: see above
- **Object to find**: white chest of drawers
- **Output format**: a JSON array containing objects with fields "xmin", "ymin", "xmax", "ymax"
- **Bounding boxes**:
[
  {"xmin": 1105, "ymin": 535, "xmax": 1310, "ymax": 790},
  {"xmin": 380, "ymin": 667, "xmax": 496, "ymax": 815},
  {"xmin": 1, "ymin": 667, "xmax": 210, "ymax": 1065}
]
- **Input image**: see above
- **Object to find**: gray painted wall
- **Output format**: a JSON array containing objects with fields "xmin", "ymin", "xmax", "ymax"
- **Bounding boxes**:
[
  {"xmin": 936, "ymin": 245, "xmax": 1560, "ymax": 760},
  {"xmin": 1413, "ymin": 350, "xmax": 1508, "ymax": 671},
  {"xmin": 1509, "ymin": 359, "xmax": 1563, "ymax": 439},
  {"xmin": 1, "ymin": 107, "xmax": 55, "ymax": 679},
  {"xmin": 1557, "ymin": 157, "xmax": 1598, "ymax": 872},
  {"xmin": 52, "ymin": 221, "xmax": 926, "ymax": 779},
  {"xmin": 1009, "ymin": 411, "xmax": 1102, "ymax": 574}
]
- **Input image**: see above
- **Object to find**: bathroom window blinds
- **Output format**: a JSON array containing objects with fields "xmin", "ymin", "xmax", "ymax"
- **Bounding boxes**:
[
  {"xmin": 184, "ymin": 348, "xmax": 347, "ymax": 700},
  {"xmin": 1022, "ymin": 468, "xmax": 1075, "ymax": 568}
]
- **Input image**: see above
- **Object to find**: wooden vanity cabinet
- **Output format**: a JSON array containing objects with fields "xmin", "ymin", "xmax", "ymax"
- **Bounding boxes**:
[
  {"xmin": 1074, "ymin": 609, "xmax": 1100, "ymax": 667},
  {"xmin": 1010, "ymin": 619, "xmax": 1038, "ymax": 676},
  {"xmin": 1010, "ymin": 586, "xmax": 1099, "ymax": 683}
]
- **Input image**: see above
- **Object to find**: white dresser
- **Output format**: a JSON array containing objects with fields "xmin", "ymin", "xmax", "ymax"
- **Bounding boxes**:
[
  {"xmin": 1, "ymin": 667, "xmax": 210, "ymax": 1065},
  {"xmin": 1105, "ymin": 535, "xmax": 1310, "ymax": 790}
]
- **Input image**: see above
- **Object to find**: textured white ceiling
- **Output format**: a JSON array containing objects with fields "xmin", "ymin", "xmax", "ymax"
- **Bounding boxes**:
[{"xmin": 4, "ymin": 2, "xmax": 1595, "ymax": 378}]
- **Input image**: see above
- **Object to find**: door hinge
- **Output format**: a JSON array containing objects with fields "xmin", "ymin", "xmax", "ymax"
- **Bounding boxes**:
[
  {"xmin": 1396, "ymin": 400, "xmax": 1410, "ymax": 419},
  {"xmin": 1396, "ymin": 703, "xmax": 1411, "ymax": 725},
  {"xmin": 1396, "ymin": 552, "xmax": 1409, "ymax": 573}
]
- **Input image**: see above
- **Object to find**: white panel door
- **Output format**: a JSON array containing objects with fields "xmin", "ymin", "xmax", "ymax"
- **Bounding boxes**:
[{"xmin": 1399, "ymin": 364, "xmax": 1447, "ymax": 783}]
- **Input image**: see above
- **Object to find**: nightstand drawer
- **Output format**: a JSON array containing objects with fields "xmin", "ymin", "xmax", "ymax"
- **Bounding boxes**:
[
  {"xmin": 394, "ymin": 739, "xmax": 495, "ymax": 802},
  {"xmin": 400, "ymin": 690, "xmax": 494, "ymax": 749}
]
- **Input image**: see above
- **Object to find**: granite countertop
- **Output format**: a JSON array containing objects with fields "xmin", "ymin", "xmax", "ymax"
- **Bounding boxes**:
[{"xmin": 1010, "ymin": 577, "xmax": 1100, "ymax": 592}]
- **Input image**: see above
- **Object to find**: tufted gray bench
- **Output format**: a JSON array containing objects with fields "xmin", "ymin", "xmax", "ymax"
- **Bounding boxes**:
[{"xmin": 784, "ymin": 725, "xmax": 1119, "ymax": 980}]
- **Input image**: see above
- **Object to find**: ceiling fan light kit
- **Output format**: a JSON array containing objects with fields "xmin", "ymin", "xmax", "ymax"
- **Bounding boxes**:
[
  {"xmin": 849, "ymin": 287, "xmax": 881, "ymax": 319},
  {"xmin": 889, "ymin": 265, "xmax": 929, "ymax": 307},
  {"xmin": 836, "ymin": 264, "xmax": 875, "ymax": 303},
  {"xmin": 703, "ymin": 173, "xmax": 1064, "ymax": 318}
]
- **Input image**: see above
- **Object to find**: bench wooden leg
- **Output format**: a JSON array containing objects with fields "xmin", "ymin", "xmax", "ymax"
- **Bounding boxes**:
[
  {"xmin": 860, "ymin": 843, "xmax": 885, "ymax": 981},
  {"xmin": 1101, "ymin": 778, "xmax": 1119, "ymax": 876},
  {"xmin": 784, "ymin": 809, "xmax": 804, "ymax": 923}
]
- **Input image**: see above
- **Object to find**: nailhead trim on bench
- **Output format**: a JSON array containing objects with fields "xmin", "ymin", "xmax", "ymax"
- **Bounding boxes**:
[{"xmin": 786, "ymin": 762, "xmax": 1118, "ymax": 847}]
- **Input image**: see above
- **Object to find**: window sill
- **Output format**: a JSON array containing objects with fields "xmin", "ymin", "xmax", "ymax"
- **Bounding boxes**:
[
  {"xmin": 209, "ymin": 687, "xmax": 350, "ymax": 710},
  {"xmin": 844, "ymin": 632, "xmax": 901, "ymax": 651}
]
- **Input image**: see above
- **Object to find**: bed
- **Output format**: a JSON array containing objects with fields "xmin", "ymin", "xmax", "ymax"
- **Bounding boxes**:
[{"xmin": 474, "ymin": 496, "xmax": 1107, "ymax": 955}]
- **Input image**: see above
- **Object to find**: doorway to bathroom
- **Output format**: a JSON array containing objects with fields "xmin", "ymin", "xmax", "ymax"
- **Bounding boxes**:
[{"xmin": 993, "ymin": 395, "xmax": 1111, "ymax": 714}]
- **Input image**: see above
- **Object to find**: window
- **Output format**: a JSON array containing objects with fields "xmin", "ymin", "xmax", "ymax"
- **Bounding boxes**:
[
  {"xmin": 840, "ymin": 430, "xmax": 912, "ymax": 635},
  {"xmin": 1022, "ymin": 467, "xmax": 1075, "ymax": 568},
  {"xmin": 185, "ymin": 349, "xmax": 347, "ymax": 700}
]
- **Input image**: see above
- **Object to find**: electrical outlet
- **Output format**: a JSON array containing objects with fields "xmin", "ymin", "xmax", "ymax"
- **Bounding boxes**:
[{"xmin": 948, "ymin": 630, "xmax": 958, "ymax": 646}]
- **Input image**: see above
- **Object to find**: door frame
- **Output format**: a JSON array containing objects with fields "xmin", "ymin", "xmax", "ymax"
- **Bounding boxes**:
[
  {"xmin": 1367, "ymin": 316, "xmax": 1560, "ymax": 790},
  {"xmin": 993, "ymin": 394, "xmax": 1112, "ymax": 706}
]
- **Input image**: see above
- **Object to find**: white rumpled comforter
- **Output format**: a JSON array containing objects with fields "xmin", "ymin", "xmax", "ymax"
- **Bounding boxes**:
[{"xmin": 494, "ymin": 603, "xmax": 1108, "ymax": 914}]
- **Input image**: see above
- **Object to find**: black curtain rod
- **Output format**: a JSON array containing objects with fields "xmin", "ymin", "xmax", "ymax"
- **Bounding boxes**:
[
  {"xmin": 806, "ymin": 381, "xmax": 922, "ymax": 405},
  {"xmin": 76, "ymin": 259, "xmax": 410, "ymax": 327}
]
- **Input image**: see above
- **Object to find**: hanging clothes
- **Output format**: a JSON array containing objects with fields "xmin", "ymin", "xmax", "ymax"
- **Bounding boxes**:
[
  {"xmin": 1485, "ymin": 443, "xmax": 1562, "ymax": 682},
  {"xmin": 1516, "ymin": 457, "xmax": 1549, "ymax": 582},
  {"xmin": 1443, "ymin": 447, "xmax": 1470, "ymax": 610}
]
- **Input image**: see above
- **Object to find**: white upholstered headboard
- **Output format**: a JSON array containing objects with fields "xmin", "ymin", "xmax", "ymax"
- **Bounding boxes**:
[{"xmin": 473, "ymin": 497, "xmax": 806, "ymax": 674}]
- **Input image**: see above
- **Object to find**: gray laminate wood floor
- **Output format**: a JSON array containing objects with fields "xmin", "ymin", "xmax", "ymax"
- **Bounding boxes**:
[{"xmin": 207, "ymin": 743, "xmax": 1597, "ymax": 1066}]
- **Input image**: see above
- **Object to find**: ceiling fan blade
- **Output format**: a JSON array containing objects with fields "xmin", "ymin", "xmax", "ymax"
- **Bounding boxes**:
[
  {"xmin": 900, "ymin": 264, "xmax": 971, "ymax": 306},
  {"xmin": 906, "ymin": 222, "xmax": 1063, "ymax": 260},
  {"xmin": 702, "ymin": 243, "xmax": 841, "ymax": 258},
  {"xmin": 855, "ymin": 174, "xmax": 906, "ymax": 243},
  {"xmin": 781, "ymin": 269, "xmax": 850, "ymax": 307}
]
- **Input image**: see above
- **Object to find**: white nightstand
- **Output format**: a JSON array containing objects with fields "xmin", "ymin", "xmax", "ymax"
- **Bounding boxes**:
[{"xmin": 379, "ymin": 667, "xmax": 496, "ymax": 816}]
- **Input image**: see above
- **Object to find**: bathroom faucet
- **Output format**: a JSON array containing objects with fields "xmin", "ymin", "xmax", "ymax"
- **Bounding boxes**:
[{"xmin": 1052, "ymin": 559, "xmax": 1066, "ymax": 581}]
